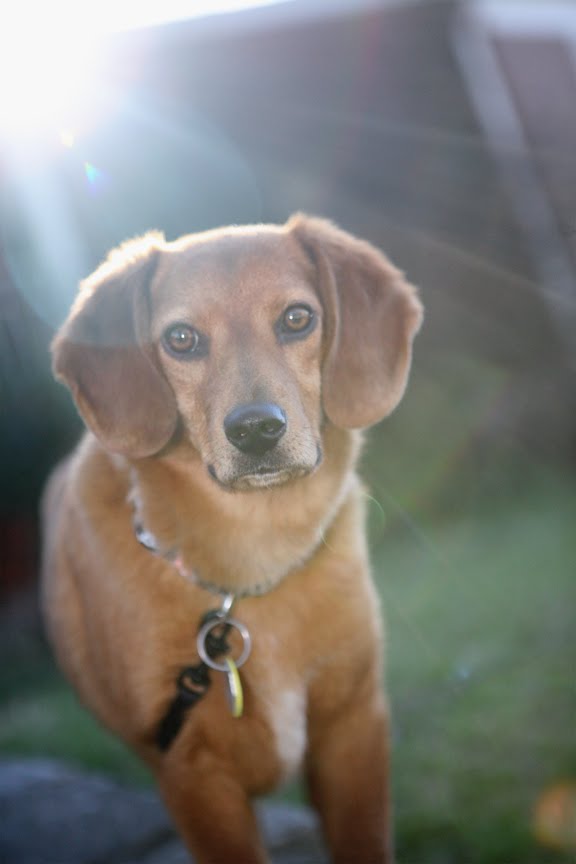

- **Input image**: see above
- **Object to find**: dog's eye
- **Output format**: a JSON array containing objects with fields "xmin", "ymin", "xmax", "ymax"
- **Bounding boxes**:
[
  {"xmin": 163, "ymin": 323, "xmax": 201, "ymax": 356},
  {"xmin": 279, "ymin": 305, "xmax": 315, "ymax": 337}
]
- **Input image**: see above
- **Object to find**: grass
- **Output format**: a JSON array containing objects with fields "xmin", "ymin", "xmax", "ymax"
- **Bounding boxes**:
[
  {"xmin": 0, "ymin": 658, "xmax": 151, "ymax": 785},
  {"xmin": 370, "ymin": 469, "xmax": 576, "ymax": 863},
  {"xmin": 1, "ymin": 464, "xmax": 574, "ymax": 862}
]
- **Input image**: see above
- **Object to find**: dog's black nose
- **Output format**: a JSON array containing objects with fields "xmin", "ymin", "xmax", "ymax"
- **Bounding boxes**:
[{"xmin": 224, "ymin": 402, "xmax": 287, "ymax": 455}]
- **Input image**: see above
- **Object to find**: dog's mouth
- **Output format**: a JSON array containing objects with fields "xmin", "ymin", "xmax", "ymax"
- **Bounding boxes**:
[
  {"xmin": 233, "ymin": 466, "xmax": 310, "ymax": 491},
  {"xmin": 207, "ymin": 447, "xmax": 322, "ymax": 492}
]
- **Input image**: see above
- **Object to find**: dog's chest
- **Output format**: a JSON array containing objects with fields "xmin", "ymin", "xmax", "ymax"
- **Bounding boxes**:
[
  {"xmin": 264, "ymin": 686, "xmax": 307, "ymax": 778},
  {"xmin": 241, "ymin": 630, "xmax": 308, "ymax": 780}
]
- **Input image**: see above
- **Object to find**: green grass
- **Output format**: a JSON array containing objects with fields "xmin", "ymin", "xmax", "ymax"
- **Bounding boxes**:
[
  {"xmin": 0, "ymin": 662, "xmax": 151, "ymax": 785},
  {"xmin": 1, "ymin": 467, "xmax": 574, "ymax": 862},
  {"xmin": 370, "ymin": 471, "xmax": 576, "ymax": 863}
]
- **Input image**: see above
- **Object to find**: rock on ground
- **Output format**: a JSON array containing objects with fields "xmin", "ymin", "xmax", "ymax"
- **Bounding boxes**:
[{"xmin": 0, "ymin": 759, "xmax": 327, "ymax": 864}]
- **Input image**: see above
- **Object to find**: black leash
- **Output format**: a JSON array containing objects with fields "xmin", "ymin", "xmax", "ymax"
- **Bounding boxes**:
[
  {"xmin": 156, "ymin": 613, "xmax": 232, "ymax": 752},
  {"xmin": 134, "ymin": 518, "xmax": 252, "ymax": 752}
]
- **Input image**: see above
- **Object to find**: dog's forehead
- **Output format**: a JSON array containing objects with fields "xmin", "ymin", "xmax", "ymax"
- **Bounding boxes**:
[{"xmin": 153, "ymin": 229, "xmax": 314, "ymax": 308}]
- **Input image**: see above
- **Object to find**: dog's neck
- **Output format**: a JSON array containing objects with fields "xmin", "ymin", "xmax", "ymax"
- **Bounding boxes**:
[{"xmin": 128, "ymin": 425, "xmax": 363, "ymax": 597}]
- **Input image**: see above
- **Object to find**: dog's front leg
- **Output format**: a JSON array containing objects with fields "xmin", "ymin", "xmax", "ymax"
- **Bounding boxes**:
[
  {"xmin": 157, "ymin": 751, "xmax": 268, "ymax": 864},
  {"xmin": 306, "ymin": 680, "xmax": 393, "ymax": 864}
]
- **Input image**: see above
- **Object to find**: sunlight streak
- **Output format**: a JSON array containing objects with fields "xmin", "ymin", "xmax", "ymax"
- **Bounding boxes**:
[{"xmin": 0, "ymin": 0, "xmax": 288, "ymax": 138}]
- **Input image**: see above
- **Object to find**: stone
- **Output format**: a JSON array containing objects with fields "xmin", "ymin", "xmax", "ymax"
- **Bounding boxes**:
[{"xmin": 0, "ymin": 759, "xmax": 327, "ymax": 864}]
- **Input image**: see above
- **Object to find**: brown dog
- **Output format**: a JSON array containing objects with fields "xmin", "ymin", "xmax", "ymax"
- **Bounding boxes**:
[{"xmin": 42, "ymin": 214, "xmax": 422, "ymax": 864}]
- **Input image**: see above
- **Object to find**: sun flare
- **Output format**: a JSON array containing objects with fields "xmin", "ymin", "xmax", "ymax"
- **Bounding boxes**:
[{"xmin": 0, "ymin": 0, "xmax": 287, "ymax": 137}]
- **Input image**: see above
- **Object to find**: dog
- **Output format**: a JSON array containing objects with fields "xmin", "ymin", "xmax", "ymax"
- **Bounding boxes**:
[{"xmin": 41, "ymin": 214, "xmax": 422, "ymax": 863}]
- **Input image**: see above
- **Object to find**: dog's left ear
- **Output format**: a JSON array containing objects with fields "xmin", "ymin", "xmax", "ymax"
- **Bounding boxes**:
[
  {"xmin": 52, "ymin": 234, "xmax": 179, "ymax": 458},
  {"xmin": 288, "ymin": 214, "xmax": 423, "ymax": 429}
]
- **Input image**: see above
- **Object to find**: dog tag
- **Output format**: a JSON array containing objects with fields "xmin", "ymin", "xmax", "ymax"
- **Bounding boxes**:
[{"xmin": 224, "ymin": 657, "xmax": 244, "ymax": 718}]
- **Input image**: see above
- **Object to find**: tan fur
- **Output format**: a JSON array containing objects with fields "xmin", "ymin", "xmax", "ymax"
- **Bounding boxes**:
[{"xmin": 42, "ymin": 214, "xmax": 422, "ymax": 863}]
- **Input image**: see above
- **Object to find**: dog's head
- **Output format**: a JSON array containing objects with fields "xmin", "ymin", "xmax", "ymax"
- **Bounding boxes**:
[{"xmin": 52, "ymin": 215, "xmax": 422, "ymax": 490}]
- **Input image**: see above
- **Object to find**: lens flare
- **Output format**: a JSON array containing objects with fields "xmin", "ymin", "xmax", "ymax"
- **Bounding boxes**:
[
  {"xmin": 84, "ymin": 162, "xmax": 100, "ymax": 185},
  {"xmin": 534, "ymin": 782, "xmax": 576, "ymax": 851},
  {"xmin": 59, "ymin": 130, "xmax": 76, "ymax": 149},
  {"xmin": 0, "ymin": 4, "xmax": 103, "ymax": 137},
  {"xmin": 0, "ymin": 0, "xmax": 289, "ymax": 139}
]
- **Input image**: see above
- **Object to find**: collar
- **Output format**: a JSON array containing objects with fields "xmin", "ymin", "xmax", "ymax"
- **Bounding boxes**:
[{"xmin": 133, "ymin": 518, "xmax": 274, "ymax": 600}]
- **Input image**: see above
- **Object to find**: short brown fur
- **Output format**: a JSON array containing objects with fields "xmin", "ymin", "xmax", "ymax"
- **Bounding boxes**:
[{"xmin": 42, "ymin": 214, "xmax": 422, "ymax": 863}]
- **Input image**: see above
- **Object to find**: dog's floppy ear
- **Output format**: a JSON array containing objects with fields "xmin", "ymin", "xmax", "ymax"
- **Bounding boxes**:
[
  {"xmin": 288, "ymin": 214, "xmax": 423, "ymax": 429},
  {"xmin": 52, "ymin": 233, "xmax": 178, "ymax": 458}
]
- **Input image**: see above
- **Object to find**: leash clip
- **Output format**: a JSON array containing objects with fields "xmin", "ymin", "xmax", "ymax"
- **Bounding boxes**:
[
  {"xmin": 196, "ymin": 593, "xmax": 251, "ymax": 719},
  {"xmin": 196, "ymin": 614, "xmax": 252, "ymax": 673}
]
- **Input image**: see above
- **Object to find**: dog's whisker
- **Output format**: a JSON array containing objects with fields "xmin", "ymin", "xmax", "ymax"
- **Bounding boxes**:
[
  {"xmin": 318, "ymin": 528, "xmax": 337, "ymax": 554},
  {"xmin": 362, "ymin": 492, "xmax": 388, "ymax": 528}
]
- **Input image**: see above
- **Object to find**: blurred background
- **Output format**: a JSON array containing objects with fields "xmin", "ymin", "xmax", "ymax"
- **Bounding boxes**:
[{"xmin": 1, "ymin": 0, "xmax": 575, "ymax": 861}]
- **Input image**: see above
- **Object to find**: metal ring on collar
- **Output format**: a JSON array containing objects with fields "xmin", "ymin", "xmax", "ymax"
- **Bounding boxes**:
[{"xmin": 196, "ymin": 617, "xmax": 252, "ymax": 672}]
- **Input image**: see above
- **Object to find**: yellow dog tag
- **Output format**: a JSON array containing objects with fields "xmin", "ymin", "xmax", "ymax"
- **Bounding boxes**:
[{"xmin": 224, "ymin": 657, "xmax": 244, "ymax": 718}]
